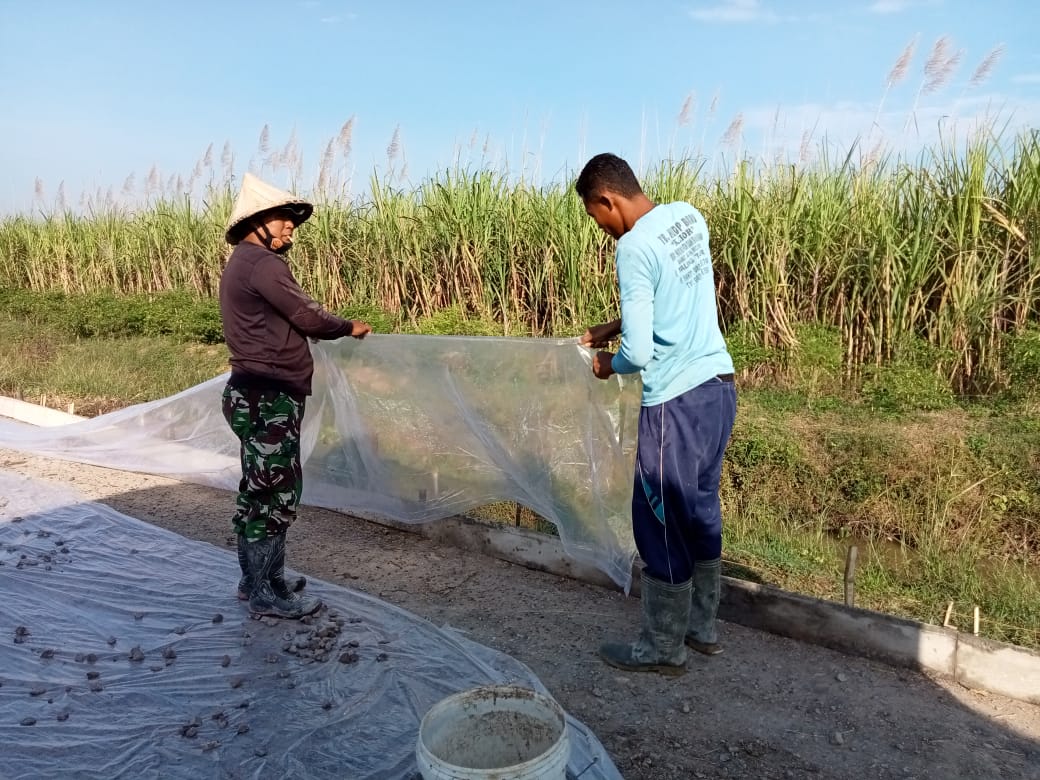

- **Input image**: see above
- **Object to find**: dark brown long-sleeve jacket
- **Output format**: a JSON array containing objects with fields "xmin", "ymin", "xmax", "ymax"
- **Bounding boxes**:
[{"xmin": 219, "ymin": 242, "xmax": 353, "ymax": 397}]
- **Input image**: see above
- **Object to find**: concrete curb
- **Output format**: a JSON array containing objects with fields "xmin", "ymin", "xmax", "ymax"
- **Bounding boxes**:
[
  {"xmin": 718, "ymin": 576, "xmax": 1040, "ymax": 704},
  {"xmin": 3, "ymin": 395, "xmax": 1039, "ymax": 705},
  {"xmin": 0, "ymin": 396, "xmax": 86, "ymax": 426},
  {"xmin": 363, "ymin": 511, "xmax": 1040, "ymax": 706}
]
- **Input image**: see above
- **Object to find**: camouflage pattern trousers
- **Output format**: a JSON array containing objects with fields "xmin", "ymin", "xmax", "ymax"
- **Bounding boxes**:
[{"xmin": 221, "ymin": 385, "xmax": 306, "ymax": 541}]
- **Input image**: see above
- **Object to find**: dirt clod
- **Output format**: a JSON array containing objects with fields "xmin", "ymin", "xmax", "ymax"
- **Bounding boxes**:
[
  {"xmin": 20, "ymin": 717, "xmax": 36, "ymax": 726},
  {"xmin": 128, "ymin": 646, "xmax": 145, "ymax": 662},
  {"xmin": 212, "ymin": 613, "xmax": 223, "ymax": 624},
  {"xmin": 338, "ymin": 651, "xmax": 359, "ymax": 664},
  {"xmin": 220, "ymin": 655, "xmax": 231, "ymax": 668}
]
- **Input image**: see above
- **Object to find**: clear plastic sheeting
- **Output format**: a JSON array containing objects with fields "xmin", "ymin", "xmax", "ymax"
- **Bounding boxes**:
[
  {"xmin": 0, "ymin": 471, "xmax": 623, "ymax": 780},
  {"xmin": 0, "ymin": 335, "xmax": 641, "ymax": 589}
]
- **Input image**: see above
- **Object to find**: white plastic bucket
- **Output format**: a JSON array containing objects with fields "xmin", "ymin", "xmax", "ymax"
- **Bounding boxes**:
[{"xmin": 416, "ymin": 684, "xmax": 570, "ymax": 780}]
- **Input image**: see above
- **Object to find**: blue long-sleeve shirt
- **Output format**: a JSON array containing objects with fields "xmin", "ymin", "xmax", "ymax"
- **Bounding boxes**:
[{"xmin": 611, "ymin": 201, "xmax": 734, "ymax": 406}]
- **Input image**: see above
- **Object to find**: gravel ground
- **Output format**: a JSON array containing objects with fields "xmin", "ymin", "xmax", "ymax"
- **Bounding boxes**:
[{"xmin": 1, "ymin": 448, "xmax": 1038, "ymax": 780}]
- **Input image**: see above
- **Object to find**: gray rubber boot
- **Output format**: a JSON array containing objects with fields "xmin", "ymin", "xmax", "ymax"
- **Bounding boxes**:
[
  {"xmin": 244, "ymin": 534, "xmax": 322, "ymax": 619},
  {"xmin": 686, "ymin": 558, "xmax": 723, "ymax": 655},
  {"xmin": 236, "ymin": 534, "xmax": 306, "ymax": 600},
  {"xmin": 599, "ymin": 571, "xmax": 691, "ymax": 676}
]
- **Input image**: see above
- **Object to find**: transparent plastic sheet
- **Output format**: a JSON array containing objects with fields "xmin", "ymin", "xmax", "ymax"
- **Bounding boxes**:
[
  {"xmin": 0, "ymin": 335, "xmax": 641, "ymax": 590},
  {"xmin": 0, "ymin": 471, "xmax": 623, "ymax": 780}
]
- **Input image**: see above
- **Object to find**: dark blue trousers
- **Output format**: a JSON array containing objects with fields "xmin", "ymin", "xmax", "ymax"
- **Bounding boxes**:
[{"xmin": 632, "ymin": 376, "xmax": 737, "ymax": 584}]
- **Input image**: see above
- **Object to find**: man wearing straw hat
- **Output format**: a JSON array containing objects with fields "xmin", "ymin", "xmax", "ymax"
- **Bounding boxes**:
[
  {"xmin": 576, "ymin": 153, "xmax": 736, "ymax": 675},
  {"xmin": 220, "ymin": 172, "xmax": 371, "ymax": 619}
]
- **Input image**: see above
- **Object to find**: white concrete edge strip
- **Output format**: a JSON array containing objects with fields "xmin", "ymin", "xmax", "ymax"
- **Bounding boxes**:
[
  {"xmin": 4, "ymin": 395, "xmax": 1038, "ymax": 705},
  {"xmin": 0, "ymin": 396, "xmax": 87, "ymax": 426}
]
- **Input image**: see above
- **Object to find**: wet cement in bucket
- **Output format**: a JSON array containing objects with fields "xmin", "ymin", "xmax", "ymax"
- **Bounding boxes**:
[
  {"xmin": 434, "ymin": 708, "xmax": 559, "ymax": 768},
  {"xmin": 421, "ymin": 686, "xmax": 567, "ymax": 771}
]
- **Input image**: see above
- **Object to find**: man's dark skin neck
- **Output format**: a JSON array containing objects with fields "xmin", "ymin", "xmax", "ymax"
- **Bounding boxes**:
[
  {"xmin": 614, "ymin": 192, "xmax": 656, "ymax": 235},
  {"xmin": 584, "ymin": 190, "xmax": 656, "ymax": 240}
]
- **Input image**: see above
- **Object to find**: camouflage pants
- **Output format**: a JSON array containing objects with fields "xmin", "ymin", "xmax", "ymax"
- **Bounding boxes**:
[{"xmin": 221, "ymin": 385, "xmax": 306, "ymax": 541}]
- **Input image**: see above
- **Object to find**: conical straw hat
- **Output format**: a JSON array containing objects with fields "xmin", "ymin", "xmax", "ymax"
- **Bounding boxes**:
[{"xmin": 225, "ymin": 172, "xmax": 314, "ymax": 245}]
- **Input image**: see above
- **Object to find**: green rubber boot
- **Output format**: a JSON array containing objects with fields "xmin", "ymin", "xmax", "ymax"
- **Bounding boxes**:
[
  {"xmin": 244, "ymin": 534, "xmax": 322, "ymax": 619},
  {"xmin": 686, "ymin": 558, "xmax": 723, "ymax": 656},
  {"xmin": 236, "ymin": 534, "xmax": 306, "ymax": 600},
  {"xmin": 599, "ymin": 572, "xmax": 691, "ymax": 677}
]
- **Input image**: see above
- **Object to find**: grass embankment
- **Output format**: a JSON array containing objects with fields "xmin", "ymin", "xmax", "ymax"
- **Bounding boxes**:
[{"xmin": 0, "ymin": 292, "xmax": 1037, "ymax": 649}]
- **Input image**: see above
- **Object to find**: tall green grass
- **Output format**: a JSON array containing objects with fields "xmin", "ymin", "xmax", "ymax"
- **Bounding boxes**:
[{"xmin": 2, "ymin": 128, "xmax": 1038, "ymax": 391}]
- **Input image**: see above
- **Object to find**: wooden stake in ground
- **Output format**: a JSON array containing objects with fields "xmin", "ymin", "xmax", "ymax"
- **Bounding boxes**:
[{"xmin": 844, "ymin": 545, "xmax": 858, "ymax": 607}]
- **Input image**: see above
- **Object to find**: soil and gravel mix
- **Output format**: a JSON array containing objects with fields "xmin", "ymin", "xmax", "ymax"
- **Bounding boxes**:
[{"xmin": 2, "ymin": 449, "xmax": 1038, "ymax": 779}]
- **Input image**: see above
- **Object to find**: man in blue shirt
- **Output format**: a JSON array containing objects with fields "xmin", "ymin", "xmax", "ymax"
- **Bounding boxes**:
[{"xmin": 577, "ymin": 153, "xmax": 737, "ymax": 676}]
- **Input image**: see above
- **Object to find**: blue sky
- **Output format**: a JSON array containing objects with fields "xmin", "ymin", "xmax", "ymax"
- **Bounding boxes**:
[{"xmin": 2, "ymin": 0, "xmax": 1038, "ymax": 214}]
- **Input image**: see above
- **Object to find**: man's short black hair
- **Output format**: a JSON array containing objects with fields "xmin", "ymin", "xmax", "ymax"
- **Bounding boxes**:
[{"xmin": 575, "ymin": 153, "xmax": 643, "ymax": 200}]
